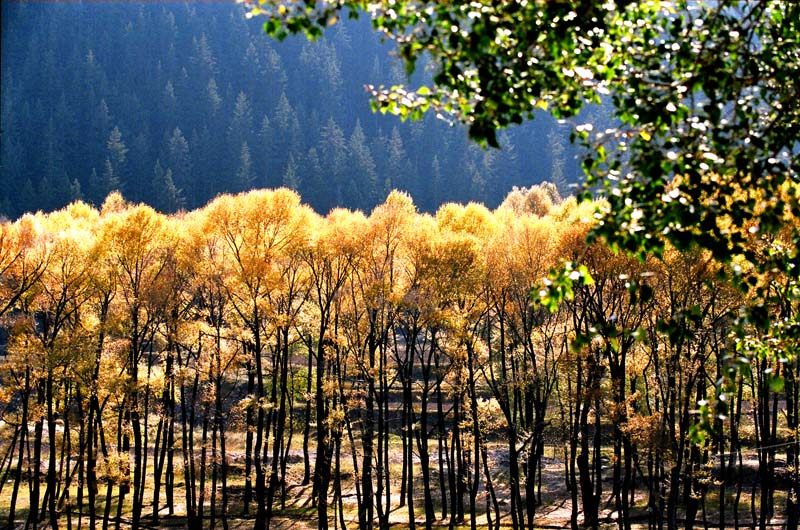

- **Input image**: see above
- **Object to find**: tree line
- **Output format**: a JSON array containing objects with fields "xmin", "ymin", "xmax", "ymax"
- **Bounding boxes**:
[
  {"xmin": 1, "ymin": 185, "xmax": 797, "ymax": 530},
  {"xmin": 0, "ymin": 1, "xmax": 593, "ymax": 219}
]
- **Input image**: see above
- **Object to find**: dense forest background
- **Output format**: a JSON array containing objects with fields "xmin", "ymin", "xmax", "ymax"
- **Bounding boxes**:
[{"xmin": 0, "ymin": 1, "xmax": 604, "ymax": 219}]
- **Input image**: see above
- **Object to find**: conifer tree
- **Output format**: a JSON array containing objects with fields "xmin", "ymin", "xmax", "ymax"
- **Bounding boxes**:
[
  {"xmin": 282, "ymin": 153, "xmax": 300, "ymax": 192},
  {"xmin": 229, "ymin": 92, "xmax": 253, "ymax": 151},
  {"xmin": 152, "ymin": 159, "xmax": 185, "ymax": 213},
  {"xmin": 258, "ymin": 115, "xmax": 277, "ymax": 186},
  {"xmin": 348, "ymin": 120, "xmax": 378, "ymax": 210},
  {"xmin": 106, "ymin": 126, "xmax": 128, "ymax": 177},
  {"xmin": 167, "ymin": 127, "xmax": 192, "ymax": 202},
  {"xmin": 206, "ymin": 78, "xmax": 222, "ymax": 117},
  {"xmin": 191, "ymin": 32, "xmax": 217, "ymax": 77},
  {"xmin": 161, "ymin": 81, "xmax": 177, "ymax": 129},
  {"xmin": 384, "ymin": 126, "xmax": 412, "ymax": 197},
  {"xmin": 235, "ymin": 142, "xmax": 256, "ymax": 192},
  {"xmin": 97, "ymin": 158, "xmax": 120, "ymax": 202},
  {"xmin": 546, "ymin": 128, "xmax": 568, "ymax": 197},
  {"xmin": 319, "ymin": 117, "xmax": 347, "ymax": 201}
]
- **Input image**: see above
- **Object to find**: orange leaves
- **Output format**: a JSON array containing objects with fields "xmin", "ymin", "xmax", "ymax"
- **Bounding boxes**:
[{"xmin": 2, "ymin": 187, "xmax": 618, "ymax": 386}]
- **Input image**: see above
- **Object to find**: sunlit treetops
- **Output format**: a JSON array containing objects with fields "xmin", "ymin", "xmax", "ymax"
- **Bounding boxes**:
[{"xmin": 0, "ymin": 185, "xmax": 586, "ymax": 311}]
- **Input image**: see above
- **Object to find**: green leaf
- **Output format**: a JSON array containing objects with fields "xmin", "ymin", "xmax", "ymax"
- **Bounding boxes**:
[{"xmin": 769, "ymin": 375, "xmax": 785, "ymax": 393}]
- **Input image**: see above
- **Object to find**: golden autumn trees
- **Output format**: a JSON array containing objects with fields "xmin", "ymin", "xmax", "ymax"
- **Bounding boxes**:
[
  {"xmin": 200, "ymin": 189, "xmax": 311, "ymax": 530},
  {"xmin": 98, "ymin": 197, "xmax": 175, "ymax": 529},
  {"xmin": 0, "ymin": 215, "xmax": 49, "ymax": 319},
  {"xmin": 2, "ymin": 204, "xmax": 95, "ymax": 529},
  {"xmin": 0, "ymin": 185, "xmax": 795, "ymax": 530},
  {"xmin": 298, "ymin": 206, "xmax": 365, "ymax": 529},
  {"xmin": 484, "ymin": 206, "xmax": 563, "ymax": 529}
]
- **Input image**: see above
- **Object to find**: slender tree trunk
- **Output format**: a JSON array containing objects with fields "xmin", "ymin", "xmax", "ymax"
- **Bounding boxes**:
[
  {"xmin": 466, "ymin": 344, "xmax": 481, "ymax": 530},
  {"xmin": 45, "ymin": 371, "xmax": 60, "ymax": 530},
  {"xmin": 8, "ymin": 367, "xmax": 29, "ymax": 529},
  {"xmin": 360, "ymin": 343, "xmax": 376, "ymax": 530},
  {"xmin": 480, "ymin": 438, "xmax": 500, "ymax": 530},
  {"xmin": 152, "ymin": 341, "xmax": 175, "ymax": 523},
  {"xmin": 403, "ymin": 358, "xmax": 416, "ymax": 530},
  {"xmin": 376, "ymin": 338, "xmax": 392, "ymax": 530},
  {"xmin": 243, "ymin": 353, "xmax": 255, "ymax": 515},
  {"xmin": 266, "ymin": 328, "xmax": 291, "ymax": 526},
  {"xmin": 180, "ymin": 356, "xmax": 202, "ymax": 530},
  {"xmin": 254, "ymin": 326, "xmax": 270, "ymax": 530},
  {"xmin": 415, "ymin": 356, "xmax": 434, "ymax": 530},
  {"xmin": 129, "ymin": 316, "xmax": 144, "ymax": 530},
  {"xmin": 303, "ymin": 338, "xmax": 313, "ymax": 486},
  {"xmin": 315, "ymin": 329, "xmax": 332, "ymax": 530},
  {"xmin": 29, "ymin": 382, "xmax": 45, "ymax": 529},
  {"xmin": 786, "ymin": 356, "xmax": 800, "ymax": 530},
  {"xmin": 435, "ymin": 353, "xmax": 448, "ymax": 521},
  {"xmin": 199, "ymin": 398, "xmax": 211, "ymax": 526}
]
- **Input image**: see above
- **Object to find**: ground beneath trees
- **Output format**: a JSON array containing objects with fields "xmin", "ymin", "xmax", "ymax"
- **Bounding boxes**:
[{"xmin": 4, "ymin": 443, "xmax": 790, "ymax": 529}]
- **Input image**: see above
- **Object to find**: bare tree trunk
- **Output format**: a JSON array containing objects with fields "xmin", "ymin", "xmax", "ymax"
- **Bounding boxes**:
[
  {"xmin": 151, "ymin": 342, "xmax": 174, "ymax": 523},
  {"xmin": 266, "ymin": 328, "xmax": 291, "ymax": 525},
  {"xmin": 360, "ymin": 345, "xmax": 376, "ymax": 530},
  {"xmin": 243, "ymin": 353, "xmax": 255, "ymax": 515},
  {"xmin": 9, "ymin": 369, "xmax": 29, "ymax": 528},
  {"xmin": 315, "ymin": 334, "xmax": 332, "ymax": 530},
  {"xmin": 303, "ymin": 338, "xmax": 313, "ymax": 486},
  {"xmin": 28, "ymin": 381, "xmax": 45, "ymax": 529}
]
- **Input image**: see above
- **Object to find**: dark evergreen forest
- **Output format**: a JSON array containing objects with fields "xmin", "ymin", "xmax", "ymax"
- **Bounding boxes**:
[{"xmin": 0, "ymin": 1, "xmax": 597, "ymax": 219}]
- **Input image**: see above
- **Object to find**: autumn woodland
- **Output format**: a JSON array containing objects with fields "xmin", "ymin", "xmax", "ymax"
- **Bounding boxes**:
[
  {"xmin": 0, "ymin": 184, "xmax": 797, "ymax": 530},
  {"xmin": 3, "ymin": 0, "xmax": 800, "ymax": 529}
]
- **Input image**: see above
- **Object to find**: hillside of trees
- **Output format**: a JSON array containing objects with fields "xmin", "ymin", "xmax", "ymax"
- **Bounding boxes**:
[
  {"xmin": 1, "ymin": 187, "xmax": 797, "ymax": 529},
  {"xmin": 0, "ymin": 1, "xmax": 599, "ymax": 219},
  {"xmin": 3, "ymin": 1, "xmax": 798, "ymax": 529}
]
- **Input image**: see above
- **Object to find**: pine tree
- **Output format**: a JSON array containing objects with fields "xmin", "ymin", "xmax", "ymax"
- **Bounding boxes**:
[
  {"xmin": 107, "ymin": 126, "xmax": 128, "ymax": 175},
  {"xmin": 229, "ymin": 92, "xmax": 254, "ymax": 165},
  {"xmin": 385, "ymin": 126, "xmax": 412, "ymax": 196},
  {"xmin": 206, "ymin": 78, "xmax": 222, "ymax": 117},
  {"xmin": 494, "ymin": 130, "xmax": 521, "ymax": 200},
  {"xmin": 348, "ymin": 120, "xmax": 378, "ymax": 210},
  {"xmin": 302, "ymin": 147, "xmax": 327, "ymax": 212},
  {"xmin": 320, "ymin": 117, "xmax": 347, "ymax": 181},
  {"xmin": 467, "ymin": 158, "xmax": 485, "ymax": 200},
  {"xmin": 191, "ymin": 32, "xmax": 217, "ymax": 77},
  {"xmin": 42, "ymin": 171, "xmax": 73, "ymax": 212},
  {"xmin": 258, "ymin": 115, "xmax": 277, "ymax": 187},
  {"xmin": 37, "ymin": 174, "xmax": 54, "ymax": 211},
  {"xmin": 149, "ymin": 159, "xmax": 166, "ymax": 212},
  {"xmin": 161, "ymin": 169, "xmax": 184, "ymax": 213},
  {"xmin": 98, "ymin": 158, "xmax": 120, "ymax": 202},
  {"xmin": 429, "ymin": 155, "xmax": 443, "ymax": 212},
  {"xmin": 88, "ymin": 167, "xmax": 101, "ymax": 204},
  {"xmin": 547, "ymin": 128, "xmax": 568, "ymax": 196},
  {"xmin": 69, "ymin": 178, "xmax": 82, "ymax": 202},
  {"xmin": 100, "ymin": 127, "xmax": 127, "ymax": 203},
  {"xmin": 282, "ymin": 153, "xmax": 300, "ymax": 192},
  {"xmin": 260, "ymin": 42, "xmax": 288, "ymax": 101},
  {"xmin": 274, "ymin": 92, "xmax": 293, "ymax": 132},
  {"xmin": 151, "ymin": 159, "xmax": 186, "ymax": 212},
  {"xmin": 299, "ymin": 39, "xmax": 343, "ymax": 111},
  {"xmin": 236, "ymin": 142, "xmax": 256, "ymax": 192},
  {"xmin": 479, "ymin": 147, "xmax": 499, "ymax": 206},
  {"xmin": 167, "ymin": 127, "xmax": 192, "ymax": 199},
  {"xmin": 242, "ymin": 42, "xmax": 266, "ymax": 94},
  {"xmin": 287, "ymin": 112, "xmax": 305, "ymax": 158}
]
